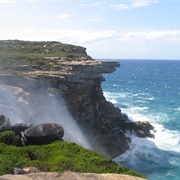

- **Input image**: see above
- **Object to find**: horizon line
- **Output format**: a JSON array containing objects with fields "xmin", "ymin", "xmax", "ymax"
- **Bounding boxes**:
[{"xmin": 95, "ymin": 58, "xmax": 180, "ymax": 61}]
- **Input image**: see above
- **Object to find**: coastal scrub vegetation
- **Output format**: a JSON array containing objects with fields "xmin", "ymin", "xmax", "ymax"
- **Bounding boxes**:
[
  {"xmin": 0, "ymin": 131, "xmax": 145, "ymax": 178},
  {"xmin": 0, "ymin": 40, "xmax": 91, "ymax": 73}
]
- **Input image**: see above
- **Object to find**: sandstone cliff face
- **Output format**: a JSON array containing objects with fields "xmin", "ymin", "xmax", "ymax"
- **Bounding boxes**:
[
  {"xmin": 0, "ymin": 59, "xmax": 129, "ymax": 158},
  {"xmin": 57, "ymin": 61, "xmax": 129, "ymax": 158}
]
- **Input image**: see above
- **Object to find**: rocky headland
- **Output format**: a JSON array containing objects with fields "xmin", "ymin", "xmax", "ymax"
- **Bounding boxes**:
[{"xmin": 0, "ymin": 40, "xmax": 155, "ymax": 159}]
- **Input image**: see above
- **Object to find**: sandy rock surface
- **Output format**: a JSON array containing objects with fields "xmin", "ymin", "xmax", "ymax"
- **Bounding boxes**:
[{"xmin": 0, "ymin": 171, "xmax": 147, "ymax": 180}]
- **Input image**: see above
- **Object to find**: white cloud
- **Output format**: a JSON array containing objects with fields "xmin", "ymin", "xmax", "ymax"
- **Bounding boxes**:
[
  {"xmin": 0, "ymin": 28, "xmax": 115, "ymax": 44},
  {"xmin": 79, "ymin": 2, "xmax": 107, "ymax": 9},
  {"xmin": 88, "ymin": 14, "xmax": 105, "ymax": 22},
  {"xmin": 58, "ymin": 13, "xmax": 70, "ymax": 20},
  {"xmin": 0, "ymin": 0, "xmax": 16, "ymax": 3},
  {"xmin": 118, "ymin": 30, "xmax": 180, "ymax": 43},
  {"xmin": 1, "ymin": 27, "xmax": 180, "ymax": 45},
  {"xmin": 80, "ymin": 2, "xmax": 101, "ymax": 7},
  {"xmin": 41, "ymin": 14, "xmax": 53, "ymax": 20},
  {"xmin": 0, "ymin": 12, "xmax": 14, "ymax": 17},
  {"xmin": 113, "ymin": 3, "xmax": 130, "ymax": 10},
  {"xmin": 38, "ymin": 29, "xmax": 116, "ymax": 44},
  {"xmin": 78, "ymin": 31, "xmax": 116, "ymax": 44},
  {"xmin": 112, "ymin": 0, "xmax": 158, "ymax": 10},
  {"xmin": 130, "ymin": 0, "xmax": 157, "ymax": 8}
]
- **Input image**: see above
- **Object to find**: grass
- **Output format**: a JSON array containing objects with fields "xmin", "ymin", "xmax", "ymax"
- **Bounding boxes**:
[{"xmin": 0, "ymin": 131, "xmax": 145, "ymax": 178}]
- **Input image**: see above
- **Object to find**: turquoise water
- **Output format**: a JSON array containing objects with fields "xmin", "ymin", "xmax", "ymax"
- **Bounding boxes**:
[{"xmin": 102, "ymin": 60, "xmax": 180, "ymax": 180}]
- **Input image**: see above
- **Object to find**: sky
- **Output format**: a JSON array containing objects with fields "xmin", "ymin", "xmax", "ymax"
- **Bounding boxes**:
[{"xmin": 0, "ymin": 0, "xmax": 180, "ymax": 60}]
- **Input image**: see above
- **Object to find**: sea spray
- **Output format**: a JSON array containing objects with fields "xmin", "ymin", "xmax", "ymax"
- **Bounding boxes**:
[{"xmin": 0, "ymin": 83, "xmax": 91, "ymax": 149}]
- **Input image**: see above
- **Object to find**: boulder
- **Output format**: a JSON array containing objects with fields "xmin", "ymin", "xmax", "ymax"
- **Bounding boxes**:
[{"xmin": 21, "ymin": 123, "xmax": 64, "ymax": 145}]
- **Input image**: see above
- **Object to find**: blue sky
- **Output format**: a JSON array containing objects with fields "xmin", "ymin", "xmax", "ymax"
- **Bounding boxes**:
[{"xmin": 0, "ymin": 0, "xmax": 180, "ymax": 59}]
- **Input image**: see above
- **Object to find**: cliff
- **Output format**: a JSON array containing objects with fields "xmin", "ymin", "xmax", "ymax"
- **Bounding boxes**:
[{"xmin": 0, "ymin": 40, "xmax": 154, "ymax": 159}]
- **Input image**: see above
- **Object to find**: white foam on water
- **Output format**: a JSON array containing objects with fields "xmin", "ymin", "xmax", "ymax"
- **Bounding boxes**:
[
  {"xmin": 108, "ymin": 91, "xmax": 180, "ymax": 178},
  {"xmin": 103, "ymin": 91, "xmax": 129, "ymax": 99},
  {"xmin": 104, "ymin": 91, "xmax": 180, "ymax": 153},
  {"xmin": 150, "ymin": 123, "xmax": 180, "ymax": 152},
  {"xmin": 145, "ymin": 97, "xmax": 155, "ymax": 101},
  {"xmin": 110, "ymin": 99, "xmax": 118, "ymax": 104},
  {"xmin": 114, "ymin": 126, "xmax": 180, "ymax": 180},
  {"xmin": 114, "ymin": 134, "xmax": 158, "ymax": 162},
  {"xmin": 122, "ymin": 107, "xmax": 180, "ymax": 152},
  {"xmin": 114, "ymin": 108, "xmax": 180, "ymax": 180},
  {"xmin": 120, "ymin": 106, "xmax": 151, "ymax": 122}
]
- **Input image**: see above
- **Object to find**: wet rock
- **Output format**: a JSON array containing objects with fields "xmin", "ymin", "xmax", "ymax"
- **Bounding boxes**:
[
  {"xmin": 21, "ymin": 123, "xmax": 64, "ymax": 146},
  {"xmin": 134, "ymin": 121, "xmax": 155, "ymax": 138}
]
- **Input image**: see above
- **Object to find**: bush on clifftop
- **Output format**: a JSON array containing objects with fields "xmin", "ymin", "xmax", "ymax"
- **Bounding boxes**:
[
  {"xmin": 0, "ymin": 40, "xmax": 92, "ymax": 73},
  {"xmin": 0, "ymin": 131, "xmax": 20, "ymax": 146}
]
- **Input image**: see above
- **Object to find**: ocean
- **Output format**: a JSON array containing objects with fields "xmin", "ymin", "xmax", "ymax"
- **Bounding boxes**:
[{"xmin": 101, "ymin": 60, "xmax": 180, "ymax": 180}]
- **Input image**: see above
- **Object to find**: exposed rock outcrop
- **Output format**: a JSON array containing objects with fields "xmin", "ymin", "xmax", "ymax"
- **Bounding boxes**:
[
  {"xmin": 124, "ymin": 120, "xmax": 155, "ymax": 138},
  {"xmin": 134, "ymin": 121, "xmax": 155, "ymax": 138}
]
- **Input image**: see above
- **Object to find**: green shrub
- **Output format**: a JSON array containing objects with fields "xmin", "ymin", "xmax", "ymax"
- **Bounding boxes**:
[
  {"xmin": 0, "ymin": 131, "xmax": 20, "ymax": 145},
  {"xmin": 0, "ymin": 155, "xmax": 14, "ymax": 175},
  {"xmin": 0, "ymin": 143, "xmax": 30, "ymax": 174},
  {"xmin": 46, "ymin": 155, "xmax": 75, "ymax": 172},
  {"xmin": 0, "ymin": 141, "xmax": 145, "ymax": 178}
]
